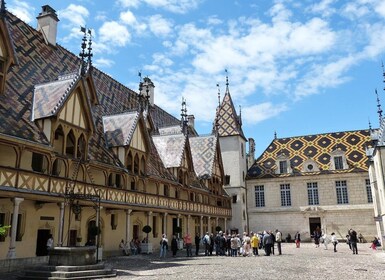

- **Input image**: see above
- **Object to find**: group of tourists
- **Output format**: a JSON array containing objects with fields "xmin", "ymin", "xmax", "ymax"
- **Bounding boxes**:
[{"xmin": 157, "ymin": 229, "xmax": 285, "ymax": 258}]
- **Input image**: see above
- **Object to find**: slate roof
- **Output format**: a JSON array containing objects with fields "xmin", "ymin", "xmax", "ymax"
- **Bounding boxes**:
[
  {"xmin": 248, "ymin": 130, "xmax": 371, "ymax": 179},
  {"xmin": 102, "ymin": 111, "xmax": 139, "ymax": 147},
  {"xmin": 215, "ymin": 88, "xmax": 246, "ymax": 140},
  {"xmin": 152, "ymin": 133, "xmax": 187, "ymax": 168},
  {"xmin": 189, "ymin": 135, "xmax": 217, "ymax": 179}
]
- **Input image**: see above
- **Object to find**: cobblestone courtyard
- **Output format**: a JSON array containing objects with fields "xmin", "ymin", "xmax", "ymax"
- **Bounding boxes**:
[
  {"xmin": 2, "ymin": 243, "xmax": 384, "ymax": 280},
  {"xmin": 103, "ymin": 242, "xmax": 384, "ymax": 280}
]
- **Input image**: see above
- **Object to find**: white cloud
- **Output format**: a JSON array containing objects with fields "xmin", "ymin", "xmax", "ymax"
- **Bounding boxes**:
[
  {"xmin": 117, "ymin": 0, "xmax": 141, "ymax": 8},
  {"xmin": 8, "ymin": 1, "xmax": 35, "ymax": 23},
  {"xmin": 375, "ymin": 0, "xmax": 385, "ymax": 18},
  {"xmin": 143, "ymin": 0, "xmax": 200, "ymax": 14},
  {"xmin": 308, "ymin": 0, "xmax": 336, "ymax": 17},
  {"xmin": 120, "ymin": 10, "xmax": 137, "ymax": 25},
  {"xmin": 94, "ymin": 58, "xmax": 115, "ymax": 68},
  {"xmin": 147, "ymin": 15, "xmax": 173, "ymax": 37},
  {"xmin": 242, "ymin": 103, "xmax": 288, "ymax": 124},
  {"xmin": 342, "ymin": 2, "xmax": 370, "ymax": 20},
  {"xmin": 59, "ymin": 4, "xmax": 89, "ymax": 27},
  {"xmin": 99, "ymin": 21, "xmax": 131, "ymax": 47}
]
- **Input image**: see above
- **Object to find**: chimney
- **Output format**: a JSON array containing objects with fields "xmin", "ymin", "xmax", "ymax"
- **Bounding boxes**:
[
  {"xmin": 187, "ymin": 115, "xmax": 195, "ymax": 129},
  {"xmin": 36, "ymin": 5, "xmax": 59, "ymax": 46},
  {"xmin": 142, "ymin": 77, "xmax": 155, "ymax": 106},
  {"xmin": 247, "ymin": 138, "xmax": 255, "ymax": 168}
]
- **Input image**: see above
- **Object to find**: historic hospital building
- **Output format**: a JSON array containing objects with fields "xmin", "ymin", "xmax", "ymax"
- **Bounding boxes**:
[{"xmin": 0, "ymin": 2, "xmax": 381, "ymax": 262}]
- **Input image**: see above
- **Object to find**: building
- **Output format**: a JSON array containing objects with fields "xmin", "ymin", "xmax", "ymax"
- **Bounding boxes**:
[
  {"xmin": 246, "ymin": 130, "xmax": 377, "ymax": 241},
  {"xmin": 214, "ymin": 79, "xmax": 249, "ymax": 233},
  {"xmin": 0, "ymin": 3, "xmax": 231, "ymax": 260}
]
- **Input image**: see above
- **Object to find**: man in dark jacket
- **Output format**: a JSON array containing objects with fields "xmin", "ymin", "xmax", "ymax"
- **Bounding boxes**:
[
  {"xmin": 195, "ymin": 233, "xmax": 201, "ymax": 256},
  {"xmin": 349, "ymin": 229, "xmax": 358, "ymax": 254}
]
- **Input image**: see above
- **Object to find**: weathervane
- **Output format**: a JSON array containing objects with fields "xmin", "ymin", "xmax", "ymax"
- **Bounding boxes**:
[
  {"xmin": 181, "ymin": 98, "xmax": 188, "ymax": 134},
  {"xmin": 225, "ymin": 69, "xmax": 229, "ymax": 93},
  {"xmin": 375, "ymin": 88, "xmax": 383, "ymax": 124}
]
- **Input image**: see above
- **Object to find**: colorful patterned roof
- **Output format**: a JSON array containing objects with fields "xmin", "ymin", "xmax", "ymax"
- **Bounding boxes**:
[
  {"xmin": 102, "ymin": 111, "xmax": 139, "ymax": 147},
  {"xmin": 32, "ymin": 74, "xmax": 79, "ymax": 120},
  {"xmin": 215, "ymin": 90, "xmax": 246, "ymax": 140},
  {"xmin": 159, "ymin": 125, "xmax": 182, "ymax": 135},
  {"xmin": 248, "ymin": 130, "xmax": 371, "ymax": 178},
  {"xmin": 152, "ymin": 133, "xmax": 187, "ymax": 168},
  {"xmin": 189, "ymin": 135, "xmax": 217, "ymax": 179}
]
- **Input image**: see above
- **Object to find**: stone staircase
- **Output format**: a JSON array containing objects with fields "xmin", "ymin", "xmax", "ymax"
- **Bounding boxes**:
[{"xmin": 19, "ymin": 263, "xmax": 116, "ymax": 279}]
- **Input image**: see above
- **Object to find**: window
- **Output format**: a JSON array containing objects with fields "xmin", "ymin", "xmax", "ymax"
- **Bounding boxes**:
[
  {"xmin": 164, "ymin": 185, "xmax": 169, "ymax": 197},
  {"xmin": 336, "ymin": 180, "xmax": 349, "ymax": 204},
  {"xmin": 334, "ymin": 156, "xmax": 343, "ymax": 170},
  {"xmin": 280, "ymin": 184, "xmax": 291, "ymax": 206},
  {"xmin": 232, "ymin": 195, "xmax": 237, "ymax": 204},
  {"xmin": 279, "ymin": 161, "xmax": 287, "ymax": 174},
  {"xmin": 307, "ymin": 182, "xmax": 319, "ymax": 205},
  {"xmin": 254, "ymin": 185, "xmax": 265, "ymax": 207},
  {"xmin": 241, "ymin": 143, "xmax": 244, "ymax": 158},
  {"xmin": 31, "ymin": 153, "xmax": 47, "ymax": 173},
  {"xmin": 366, "ymin": 179, "xmax": 373, "ymax": 203}
]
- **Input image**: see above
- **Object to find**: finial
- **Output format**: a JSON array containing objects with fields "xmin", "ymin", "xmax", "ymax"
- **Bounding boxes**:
[
  {"xmin": 239, "ymin": 105, "xmax": 242, "ymax": 126},
  {"xmin": 1, "ymin": 0, "xmax": 6, "ymax": 14},
  {"xmin": 368, "ymin": 119, "xmax": 372, "ymax": 131},
  {"xmin": 79, "ymin": 26, "xmax": 93, "ymax": 76},
  {"xmin": 376, "ymin": 88, "xmax": 383, "ymax": 124},
  {"xmin": 181, "ymin": 98, "xmax": 188, "ymax": 135},
  {"xmin": 382, "ymin": 61, "xmax": 385, "ymax": 83},
  {"xmin": 87, "ymin": 29, "xmax": 93, "ymax": 69},
  {"xmin": 138, "ymin": 71, "xmax": 143, "ymax": 94},
  {"xmin": 274, "ymin": 131, "xmax": 277, "ymax": 139},
  {"xmin": 216, "ymin": 83, "xmax": 221, "ymax": 107},
  {"xmin": 225, "ymin": 69, "xmax": 229, "ymax": 93}
]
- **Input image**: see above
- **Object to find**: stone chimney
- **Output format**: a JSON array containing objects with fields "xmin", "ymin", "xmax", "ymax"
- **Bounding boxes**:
[
  {"xmin": 187, "ymin": 115, "xmax": 195, "ymax": 129},
  {"xmin": 36, "ymin": 5, "xmax": 59, "ymax": 46},
  {"xmin": 247, "ymin": 138, "xmax": 255, "ymax": 169},
  {"xmin": 142, "ymin": 77, "xmax": 155, "ymax": 106}
]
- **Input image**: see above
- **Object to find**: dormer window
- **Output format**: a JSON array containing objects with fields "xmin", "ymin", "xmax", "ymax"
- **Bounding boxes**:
[
  {"xmin": 275, "ymin": 153, "xmax": 292, "ymax": 174},
  {"xmin": 302, "ymin": 159, "xmax": 319, "ymax": 173},
  {"xmin": 330, "ymin": 150, "xmax": 347, "ymax": 170}
]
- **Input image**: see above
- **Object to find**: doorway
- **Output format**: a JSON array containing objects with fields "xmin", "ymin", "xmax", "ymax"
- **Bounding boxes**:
[
  {"xmin": 133, "ymin": 225, "xmax": 139, "ymax": 239},
  {"xmin": 36, "ymin": 229, "xmax": 51, "ymax": 256},
  {"xmin": 309, "ymin": 217, "xmax": 321, "ymax": 235}
]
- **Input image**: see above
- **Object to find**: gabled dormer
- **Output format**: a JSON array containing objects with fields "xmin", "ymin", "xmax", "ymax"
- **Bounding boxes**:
[
  {"xmin": 330, "ymin": 148, "xmax": 348, "ymax": 171},
  {"xmin": 0, "ymin": 6, "xmax": 17, "ymax": 94},
  {"xmin": 102, "ymin": 111, "xmax": 150, "ymax": 175},
  {"xmin": 275, "ymin": 152, "xmax": 292, "ymax": 174},
  {"xmin": 302, "ymin": 158, "xmax": 320, "ymax": 173},
  {"xmin": 32, "ymin": 73, "xmax": 95, "ymax": 159}
]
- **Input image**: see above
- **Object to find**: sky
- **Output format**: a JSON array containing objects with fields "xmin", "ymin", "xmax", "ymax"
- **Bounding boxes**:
[{"xmin": 6, "ymin": 0, "xmax": 385, "ymax": 157}]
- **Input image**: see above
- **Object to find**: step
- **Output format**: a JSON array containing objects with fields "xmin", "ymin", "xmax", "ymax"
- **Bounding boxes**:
[
  {"xmin": 19, "ymin": 272, "xmax": 117, "ymax": 280},
  {"xmin": 23, "ymin": 268, "xmax": 114, "ymax": 277},
  {"xmin": 28, "ymin": 263, "xmax": 107, "ymax": 272}
]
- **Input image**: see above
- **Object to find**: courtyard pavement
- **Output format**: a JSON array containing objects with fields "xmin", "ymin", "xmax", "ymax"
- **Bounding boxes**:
[
  {"xmin": 101, "ymin": 242, "xmax": 385, "ymax": 280},
  {"xmin": 2, "ymin": 242, "xmax": 384, "ymax": 279}
]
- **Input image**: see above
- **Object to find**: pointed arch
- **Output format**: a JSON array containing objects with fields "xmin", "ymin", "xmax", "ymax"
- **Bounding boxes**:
[
  {"xmin": 140, "ymin": 155, "xmax": 146, "ymax": 176},
  {"xmin": 178, "ymin": 169, "xmax": 183, "ymax": 185},
  {"xmin": 77, "ymin": 133, "xmax": 86, "ymax": 160},
  {"xmin": 53, "ymin": 125, "xmax": 64, "ymax": 154},
  {"xmin": 127, "ymin": 151, "xmax": 133, "ymax": 172},
  {"xmin": 66, "ymin": 129, "xmax": 76, "ymax": 157},
  {"xmin": 134, "ymin": 154, "xmax": 139, "ymax": 174}
]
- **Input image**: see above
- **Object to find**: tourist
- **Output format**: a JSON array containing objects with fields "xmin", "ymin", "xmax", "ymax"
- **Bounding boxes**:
[
  {"xmin": 171, "ymin": 235, "xmax": 178, "ymax": 257},
  {"xmin": 159, "ymin": 234, "xmax": 168, "ymax": 258},
  {"xmin": 119, "ymin": 239, "xmax": 128, "ymax": 255},
  {"xmin": 349, "ymin": 229, "xmax": 358, "ymax": 254},
  {"xmin": 270, "ymin": 230, "xmax": 275, "ymax": 255},
  {"xmin": 46, "ymin": 234, "xmax": 54, "ymax": 253},
  {"xmin": 331, "ymin": 233, "xmax": 338, "ymax": 252},
  {"xmin": 263, "ymin": 231, "xmax": 272, "ymax": 256},
  {"xmin": 184, "ymin": 232, "xmax": 193, "ymax": 257},
  {"xmin": 294, "ymin": 231, "xmax": 301, "ymax": 248},
  {"xmin": 194, "ymin": 233, "xmax": 201, "ymax": 256},
  {"xmin": 321, "ymin": 232, "xmax": 331, "ymax": 250},
  {"xmin": 230, "ymin": 234, "xmax": 238, "ymax": 257},
  {"xmin": 313, "ymin": 227, "xmax": 321, "ymax": 248},
  {"xmin": 275, "ymin": 229, "xmax": 282, "ymax": 255},
  {"xmin": 251, "ymin": 233, "xmax": 259, "ymax": 256},
  {"xmin": 370, "ymin": 237, "xmax": 381, "ymax": 250},
  {"xmin": 203, "ymin": 232, "xmax": 210, "ymax": 256},
  {"xmin": 130, "ymin": 238, "xmax": 137, "ymax": 255}
]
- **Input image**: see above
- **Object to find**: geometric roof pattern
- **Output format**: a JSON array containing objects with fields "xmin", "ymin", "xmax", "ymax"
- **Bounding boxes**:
[
  {"xmin": 189, "ymin": 135, "xmax": 217, "ymax": 179},
  {"xmin": 215, "ymin": 88, "xmax": 246, "ymax": 140},
  {"xmin": 248, "ymin": 130, "xmax": 371, "ymax": 179},
  {"xmin": 32, "ymin": 74, "xmax": 79, "ymax": 120},
  {"xmin": 152, "ymin": 133, "xmax": 187, "ymax": 168},
  {"xmin": 159, "ymin": 125, "xmax": 182, "ymax": 135},
  {"xmin": 102, "ymin": 111, "xmax": 139, "ymax": 147}
]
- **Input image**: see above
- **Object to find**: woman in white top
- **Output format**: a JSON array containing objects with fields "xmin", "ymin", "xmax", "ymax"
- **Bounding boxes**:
[{"xmin": 331, "ymin": 232, "xmax": 338, "ymax": 252}]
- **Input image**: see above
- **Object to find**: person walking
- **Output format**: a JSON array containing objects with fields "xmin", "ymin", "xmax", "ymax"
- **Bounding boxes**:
[
  {"xmin": 171, "ymin": 235, "xmax": 178, "ymax": 257},
  {"xmin": 251, "ymin": 233, "xmax": 259, "ymax": 256},
  {"xmin": 275, "ymin": 229, "xmax": 282, "ymax": 255},
  {"xmin": 331, "ymin": 232, "xmax": 338, "ymax": 252},
  {"xmin": 263, "ymin": 231, "xmax": 272, "ymax": 256},
  {"xmin": 195, "ymin": 233, "xmax": 201, "ymax": 256},
  {"xmin": 159, "ymin": 234, "xmax": 168, "ymax": 258},
  {"xmin": 183, "ymin": 232, "xmax": 193, "ymax": 257},
  {"xmin": 203, "ymin": 232, "xmax": 210, "ymax": 256},
  {"xmin": 294, "ymin": 231, "xmax": 301, "ymax": 248},
  {"xmin": 349, "ymin": 229, "xmax": 358, "ymax": 254}
]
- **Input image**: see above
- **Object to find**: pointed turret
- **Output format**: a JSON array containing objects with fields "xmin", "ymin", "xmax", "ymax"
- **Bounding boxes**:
[
  {"xmin": 214, "ymin": 70, "xmax": 246, "ymax": 140},
  {"xmin": 1, "ymin": 0, "xmax": 6, "ymax": 15}
]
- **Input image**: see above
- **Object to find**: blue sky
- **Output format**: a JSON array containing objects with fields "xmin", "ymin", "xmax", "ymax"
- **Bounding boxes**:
[{"xmin": 6, "ymin": 0, "xmax": 385, "ymax": 157}]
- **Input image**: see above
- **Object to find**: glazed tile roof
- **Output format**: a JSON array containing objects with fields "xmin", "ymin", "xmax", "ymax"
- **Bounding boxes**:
[
  {"xmin": 152, "ymin": 133, "xmax": 187, "ymax": 168},
  {"xmin": 189, "ymin": 135, "xmax": 217, "ymax": 179},
  {"xmin": 159, "ymin": 125, "xmax": 182, "ymax": 135},
  {"xmin": 102, "ymin": 111, "xmax": 139, "ymax": 147},
  {"xmin": 248, "ymin": 130, "xmax": 371, "ymax": 179},
  {"xmin": 32, "ymin": 74, "xmax": 79, "ymax": 120},
  {"xmin": 0, "ymin": 10, "xmax": 180, "ymax": 174},
  {"xmin": 215, "ymin": 89, "xmax": 246, "ymax": 140}
]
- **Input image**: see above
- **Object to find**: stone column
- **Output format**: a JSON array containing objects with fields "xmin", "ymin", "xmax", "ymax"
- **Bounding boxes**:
[
  {"xmin": 96, "ymin": 206, "xmax": 102, "ymax": 247},
  {"xmin": 7, "ymin": 197, "xmax": 24, "ymax": 258},
  {"xmin": 224, "ymin": 218, "xmax": 227, "ymax": 234},
  {"xmin": 187, "ymin": 215, "xmax": 191, "ymax": 233},
  {"xmin": 162, "ymin": 213, "xmax": 168, "ymax": 235},
  {"xmin": 125, "ymin": 209, "xmax": 132, "ymax": 244},
  {"xmin": 216, "ymin": 217, "xmax": 219, "ymax": 231},
  {"xmin": 200, "ymin": 216, "xmax": 204, "ymax": 236},
  {"xmin": 58, "ymin": 202, "xmax": 65, "ymax": 247},
  {"xmin": 208, "ymin": 216, "xmax": 211, "ymax": 233}
]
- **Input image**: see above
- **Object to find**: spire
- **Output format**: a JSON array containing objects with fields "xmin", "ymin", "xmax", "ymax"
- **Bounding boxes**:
[
  {"xmin": 1, "ymin": 0, "xmax": 6, "ymax": 15},
  {"xmin": 274, "ymin": 131, "xmax": 277, "ymax": 139},
  {"xmin": 181, "ymin": 98, "xmax": 188, "ymax": 135},
  {"xmin": 217, "ymin": 83, "xmax": 221, "ymax": 108},
  {"xmin": 375, "ymin": 88, "xmax": 383, "ymax": 125},
  {"xmin": 225, "ymin": 69, "xmax": 229, "ymax": 94},
  {"xmin": 368, "ymin": 119, "xmax": 372, "ymax": 131},
  {"xmin": 79, "ymin": 26, "xmax": 93, "ymax": 77},
  {"xmin": 239, "ymin": 105, "xmax": 242, "ymax": 126}
]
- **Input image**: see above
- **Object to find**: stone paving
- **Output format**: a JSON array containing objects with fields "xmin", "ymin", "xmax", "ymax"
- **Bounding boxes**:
[
  {"xmin": 101, "ymin": 242, "xmax": 385, "ymax": 280},
  {"xmin": 1, "ymin": 242, "xmax": 384, "ymax": 279}
]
